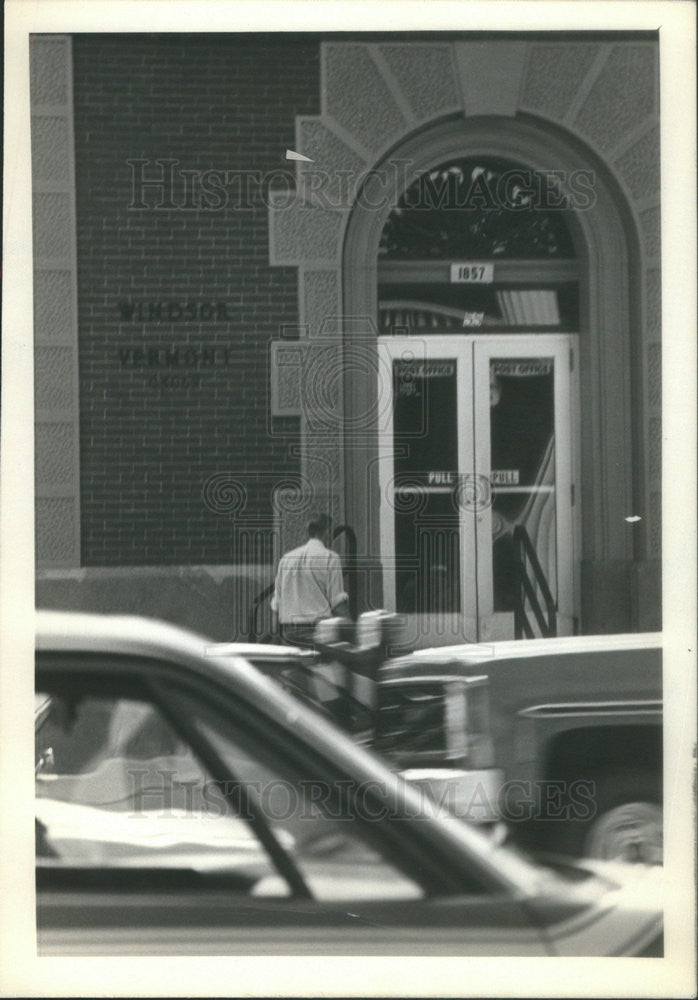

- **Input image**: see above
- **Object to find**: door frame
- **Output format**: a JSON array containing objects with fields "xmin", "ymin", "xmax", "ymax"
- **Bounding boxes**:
[
  {"xmin": 377, "ymin": 333, "xmax": 580, "ymax": 645},
  {"xmin": 472, "ymin": 334, "xmax": 580, "ymax": 641},
  {"xmin": 341, "ymin": 117, "xmax": 640, "ymax": 635},
  {"xmin": 377, "ymin": 337, "xmax": 478, "ymax": 646}
]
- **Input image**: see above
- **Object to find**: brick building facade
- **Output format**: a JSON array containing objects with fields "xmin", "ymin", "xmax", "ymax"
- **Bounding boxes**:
[{"xmin": 32, "ymin": 32, "xmax": 661, "ymax": 643}]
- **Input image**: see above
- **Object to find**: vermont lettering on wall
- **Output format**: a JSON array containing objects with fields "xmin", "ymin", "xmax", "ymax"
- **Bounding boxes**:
[{"xmin": 118, "ymin": 346, "xmax": 239, "ymax": 367}]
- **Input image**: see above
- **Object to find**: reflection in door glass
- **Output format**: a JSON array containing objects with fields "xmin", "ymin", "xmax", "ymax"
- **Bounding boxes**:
[
  {"xmin": 489, "ymin": 358, "xmax": 557, "ymax": 611},
  {"xmin": 392, "ymin": 359, "xmax": 460, "ymax": 613}
]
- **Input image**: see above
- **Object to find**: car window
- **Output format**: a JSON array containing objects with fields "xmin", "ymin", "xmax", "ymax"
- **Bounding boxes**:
[
  {"xmin": 165, "ymin": 684, "xmax": 424, "ymax": 902},
  {"xmin": 35, "ymin": 687, "xmax": 284, "ymax": 889},
  {"xmin": 375, "ymin": 679, "xmax": 494, "ymax": 770},
  {"xmin": 36, "ymin": 676, "xmax": 423, "ymax": 902}
]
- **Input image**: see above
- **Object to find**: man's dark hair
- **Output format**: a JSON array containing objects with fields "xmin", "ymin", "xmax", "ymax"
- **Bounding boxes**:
[{"xmin": 307, "ymin": 513, "xmax": 332, "ymax": 538}]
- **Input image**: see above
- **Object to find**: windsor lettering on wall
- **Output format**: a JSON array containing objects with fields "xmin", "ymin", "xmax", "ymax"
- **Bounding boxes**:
[
  {"xmin": 116, "ymin": 297, "xmax": 234, "ymax": 389},
  {"xmin": 117, "ymin": 300, "xmax": 230, "ymax": 321}
]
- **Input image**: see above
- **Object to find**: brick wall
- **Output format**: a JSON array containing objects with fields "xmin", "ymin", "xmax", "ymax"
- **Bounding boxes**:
[{"xmin": 72, "ymin": 34, "xmax": 319, "ymax": 564}]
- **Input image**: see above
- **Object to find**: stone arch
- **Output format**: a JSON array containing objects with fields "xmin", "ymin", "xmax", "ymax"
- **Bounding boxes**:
[
  {"xmin": 342, "ymin": 115, "xmax": 639, "ymax": 580},
  {"xmin": 268, "ymin": 38, "xmax": 659, "ymax": 627}
]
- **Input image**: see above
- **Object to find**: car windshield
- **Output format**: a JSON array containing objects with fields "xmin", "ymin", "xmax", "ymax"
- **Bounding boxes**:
[{"xmin": 374, "ymin": 683, "xmax": 450, "ymax": 756}]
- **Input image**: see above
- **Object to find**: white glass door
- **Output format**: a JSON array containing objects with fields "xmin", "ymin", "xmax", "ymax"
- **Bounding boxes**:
[
  {"xmin": 377, "ymin": 338, "xmax": 476, "ymax": 648},
  {"xmin": 472, "ymin": 336, "xmax": 577, "ymax": 641},
  {"xmin": 377, "ymin": 335, "xmax": 578, "ymax": 646}
]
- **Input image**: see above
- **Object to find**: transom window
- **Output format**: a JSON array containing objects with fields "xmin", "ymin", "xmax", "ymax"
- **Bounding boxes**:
[
  {"xmin": 379, "ymin": 157, "xmax": 577, "ymax": 260},
  {"xmin": 378, "ymin": 157, "xmax": 581, "ymax": 336}
]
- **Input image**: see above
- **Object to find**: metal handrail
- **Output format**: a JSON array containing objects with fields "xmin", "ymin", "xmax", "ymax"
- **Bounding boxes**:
[
  {"xmin": 332, "ymin": 523, "xmax": 357, "ymax": 619},
  {"xmin": 513, "ymin": 524, "xmax": 557, "ymax": 639},
  {"xmin": 246, "ymin": 582, "xmax": 275, "ymax": 643}
]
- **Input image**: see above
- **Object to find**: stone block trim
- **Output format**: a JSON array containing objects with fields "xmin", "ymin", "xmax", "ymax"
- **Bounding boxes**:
[
  {"xmin": 31, "ymin": 35, "xmax": 81, "ymax": 567},
  {"xmin": 35, "ymin": 346, "xmax": 76, "ymax": 412},
  {"xmin": 644, "ymin": 264, "xmax": 662, "ymax": 558},
  {"xmin": 648, "ymin": 415, "xmax": 661, "ymax": 481},
  {"xmin": 270, "ymin": 341, "xmax": 305, "ymax": 417},
  {"xmin": 639, "ymin": 206, "xmax": 661, "ymax": 261},
  {"xmin": 269, "ymin": 196, "xmax": 346, "ymax": 266},
  {"xmin": 378, "ymin": 44, "xmax": 461, "ymax": 124},
  {"xmin": 520, "ymin": 43, "xmax": 599, "ymax": 121},
  {"xmin": 29, "ymin": 36, "xmax": 70, "ymax": 106},
  {"xmin": 647, "ymin": 342, "xmax": 661, "ymax": 409},
  {"xmin": 36, "ymin": 498, "xmax": 77, "ymax": 564},
  {"xmin": 614, "ymin": 125, "xmax": 661, "ymax": 202},
  {"xmin": 574, "ymin": 44, "xmax": 657, "ymax": 155},
  {"xmin": 453, "ymin": 41, "xmax": 528, "ymax": 118},
  {"xmin": 301, "ymin": 270, "xmax": 341, "ymax": 339},
  {"xmin": 30, "ymin": 116, "xmax": 71, "ymax": 184},
  {"xmin": 646, "ymin": 269, "xmax": 661, "ymax": 341},
  {"xmin": 295, "ymin": 118, "xmax": 368, "ymax": 209},
  {"xmin": 33, "ymin": 192, "xmax": 73, "ymax": 258},
  {"xmin": 33, "ymin": 270, "xmax": 74, "ymax": 341},
  {"xmin": 300, "ymin": 342, "xmax": 344, "ymax": 433},
  {"xmin": 35, "ymin": 423, "xmax": 76, "ymax": 486},
  {"xmin": 303, "ymin": 443, "xmax": 344, "ymax": 502},
  {"xmin": 649, "ymin": 491, "xmax": 661, "ymax": 560},
  {"xmin": 271, "ymin": 39, "xmax": 661, "ymax": 276},
  {"xmin": 322, "ymin": 44, "xmax": 409, "ymax": 159}
]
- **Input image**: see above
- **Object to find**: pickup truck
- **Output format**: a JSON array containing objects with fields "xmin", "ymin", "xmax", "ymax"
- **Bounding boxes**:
[
  {"xmin": 223, "ymin": 622, "xmax": 663, "ymax": 865},
  {"xmin": 374, "ymin": 633, "xmax": 662, "ymax": 864}
]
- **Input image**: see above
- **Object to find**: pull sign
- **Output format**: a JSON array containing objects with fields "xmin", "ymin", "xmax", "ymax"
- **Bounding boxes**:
[
  {"xmin": 491, "ymin": 470, "xmax": 519, "ymax": 485},
  {"xmin": 427, "ymin": 471, "xmax": 456, "ymax": 485},
  {"xmin": 450, "ymin": 262, "xmax": 494, "ymax": 284}
]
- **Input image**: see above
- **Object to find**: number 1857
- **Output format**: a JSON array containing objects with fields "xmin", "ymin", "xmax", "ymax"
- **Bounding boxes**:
[{"xmin": 451, "ymin": 262, "xmax": 493, "ymax": 284}]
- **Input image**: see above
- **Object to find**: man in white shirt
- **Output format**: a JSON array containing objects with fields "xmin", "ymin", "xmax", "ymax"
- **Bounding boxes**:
[{"xmin": 270, "ymin": 514, "xmax": 349, "ymax": 647}]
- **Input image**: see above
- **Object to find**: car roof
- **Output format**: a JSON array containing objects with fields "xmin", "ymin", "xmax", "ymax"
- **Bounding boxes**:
[
  {"xmin": 35, "ymin": 611, "xmax": 323, "ymax": 733},
  {"xmin": 36, "ymin": 610, "xmax": 274, "ymax": 656},
  {"xmin": 36, "ymin": 612, "xmax": 319, "ymax": 662}
]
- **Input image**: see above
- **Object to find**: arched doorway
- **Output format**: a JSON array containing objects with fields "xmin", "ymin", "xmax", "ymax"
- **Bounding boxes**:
[{"xmin": 342, "ymin": 116, "xmax": 639, "ymax": 645}]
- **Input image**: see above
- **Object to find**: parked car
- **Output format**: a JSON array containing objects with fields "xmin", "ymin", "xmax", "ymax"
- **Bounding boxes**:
[
  {"xmin": 35, "ymin": 611, "xmax": 662, "ymax": 956},
  {"xmin": 375, "ymin": 633, "xmax": 662, "ymax": 864}
]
